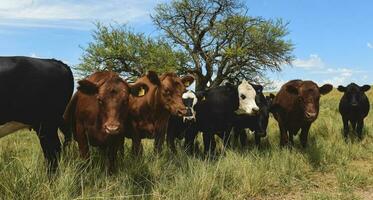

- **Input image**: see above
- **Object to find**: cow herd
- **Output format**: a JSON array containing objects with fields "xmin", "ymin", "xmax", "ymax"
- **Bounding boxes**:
[{"xmin": 0, "ymin": 56, "xmax": 370, "ymax": 173}]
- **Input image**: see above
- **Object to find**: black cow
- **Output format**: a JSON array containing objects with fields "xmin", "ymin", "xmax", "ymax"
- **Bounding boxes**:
[
  {"xmin": 194, "ymin": 80, "xmax": 260, "ymax": 154},
  {"xmin": 338, "ymin": 83, "xmax": 370, "ymax": 140},
  {"xmin": 0, "ymin": 56, "xmax": 74, "ymax": 172},
  {"xmin": 233, "ymin": 92, "xmax": 275, "ymax": 146},
  {"xmin": 167, "ymin": 90, "xmax": 199, "ymax": 153}
]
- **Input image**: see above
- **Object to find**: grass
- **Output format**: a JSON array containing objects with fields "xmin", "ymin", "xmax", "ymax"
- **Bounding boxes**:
[{"xmin": 0, "ymin": 88, "xmax": 373, "ymax": 200}]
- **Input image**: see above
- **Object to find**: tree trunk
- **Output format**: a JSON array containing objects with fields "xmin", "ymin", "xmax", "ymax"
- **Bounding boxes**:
[{"xmin": 195, "ymin": 75, "xmax": 208, "ymax": 91}]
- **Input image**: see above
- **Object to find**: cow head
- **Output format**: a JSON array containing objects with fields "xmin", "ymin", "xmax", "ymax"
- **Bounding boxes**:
[
  {"xmin": 78, "ymin": 75, "xmax": 130, "ymax": 135},
  {"xmin": 286, "ymin": 81, "xmax": 332, "ymax": 122},
  {"xmin": 130, "ymin": 71, "xmax": 195, "ymax": 117},
  {"xmin": 338, "ymin": 83, "xmax": 370, "ymax": 107},
  {"xmin": 236, "ymin": 80, "xmax": 259, "ymax": 115},
  {"xmin": 182, "ymin": 90, "xmax": 198, "ymax": 122},
  {"xmin": 159, "ymin": 73, "xmax": 195, "ymax": 116}
]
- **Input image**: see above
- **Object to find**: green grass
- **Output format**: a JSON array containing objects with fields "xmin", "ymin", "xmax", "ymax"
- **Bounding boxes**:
[{"xmin": 1, "ymin": 89, "xmax": 373, "ymax": 200}]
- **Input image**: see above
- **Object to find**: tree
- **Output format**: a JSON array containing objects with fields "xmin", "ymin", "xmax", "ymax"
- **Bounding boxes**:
[
  {"xmin": 78, "ymin": 23, "xmax": 189, "ymax": 80},
  {"xmin": 152, "ymin": 0, "xmax": 294, "ymax": 90}
]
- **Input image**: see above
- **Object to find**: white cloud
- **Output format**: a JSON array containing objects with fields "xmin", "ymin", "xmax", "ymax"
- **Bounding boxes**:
[
  {"xmin": 0, "ymin": 0, "xmax": 167, "ymax": 29},
  {"xmin": 292, "ymin": 54, "xmax": 325, "ymax": 69},
  {"xmin": 367, "ymin": 42, "xmax": 373, "ymax": 49},
  {"xmin": 30, "ymin": 53, "xmax": 39, "ymax": 58}
]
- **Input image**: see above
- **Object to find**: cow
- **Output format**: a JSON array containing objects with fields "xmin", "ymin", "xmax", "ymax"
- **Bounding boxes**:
[
  {"xmin": 272, "ymin": 80, "xmax": 333, "ymax": 147},
  {"xmin": 166, "ymin": 90, "xmax": 199, "ymax": 153},
  {"xmin": 337, "ymin": 83, "xmax": 370, "ymax": 140},
  {"xmin": 233, "ymin": 92, "xmax": 275, "ymax": 147},
  {"xmin": 0, "ymin": 56, "xmax": 74, "ymax": 172},
  {"xmin": 126, "ymin": 71, "xmax": 194, "ymax": 154},
  {"xmin": 193, "ymin": 80, "xmax": 260, "ymax": 154},
  {"xmin": 63, "ymin": 71, "xmax": 130, "ymax": 172}
]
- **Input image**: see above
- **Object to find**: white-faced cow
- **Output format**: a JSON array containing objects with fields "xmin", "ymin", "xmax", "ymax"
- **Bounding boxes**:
[
  {"xmin": 167, "ymin": 90, "xmax": 199, "ymax": 153},
  {"xmin": 194, "ymin": 80, "xmax": 260, "ymax": 154},
  {"xmin": 338, "ymin": 83, "xmax": 370, "ymax": 140},
  {"xmin": 233, "ymin": 90, "xmax": 275, "ymax": 147},
  {"xmin": 0, "ymin": 56, "xmax": 74, "ymax": 172}
]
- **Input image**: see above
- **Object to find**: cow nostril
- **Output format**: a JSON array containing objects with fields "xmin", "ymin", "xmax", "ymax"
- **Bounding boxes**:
[
  {"xmin": 177, "ymin": 109, "xmax": 187, "ymax": 116},
  {"xmin": 305, "ymin": 112, "xmax": 316, "ymax": 118},
  {"xmin": 104, "ymin": 124, "xmax": 120, "ymax": 134}
]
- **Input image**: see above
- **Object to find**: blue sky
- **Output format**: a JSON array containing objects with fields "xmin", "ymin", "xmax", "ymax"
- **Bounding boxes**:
[{"xmin": 0, "ymin": 0, "xmax": 372, "ymax": 89}]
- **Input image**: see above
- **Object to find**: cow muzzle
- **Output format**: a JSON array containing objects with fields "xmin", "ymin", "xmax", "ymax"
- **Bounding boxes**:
[
  {"xmin": 175, "ymin": 107, "xmax": 187, "ymax": 117},
  {"xmin": 305, "ymin": 112, "xmax": 317, "ymax": 121},
  {"xmin": 104, "ymin": 123, "xmax": 120, "ymax": 135},
  {"xmin": 183, "ymin": 116, "xmax": 196, "ymax": 123},
  {"xmin": 236, "ymin": 106, "xmax": 259, "ymax": 116}
]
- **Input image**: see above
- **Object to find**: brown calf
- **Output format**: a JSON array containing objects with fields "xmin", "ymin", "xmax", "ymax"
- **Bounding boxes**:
[
  {"xmin": 64, "ymin": 71, "xmax": 130, "ymax": 172},
  {"xmin": 127, "ymin": 71, "xmax": 194, "ymax": 154},
  {"xmin": 272, "ymin": 80, "xmax": 332, "ymax": 147}
]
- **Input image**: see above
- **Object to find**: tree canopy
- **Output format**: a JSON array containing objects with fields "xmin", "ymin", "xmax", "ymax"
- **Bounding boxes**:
[
  {"xmin": 152, "ymin": 0, "xmax": 294, "ymax": 90},
  {"xmin": 78, "ymin": 23, "xmax": 189, "ymax": 80}
]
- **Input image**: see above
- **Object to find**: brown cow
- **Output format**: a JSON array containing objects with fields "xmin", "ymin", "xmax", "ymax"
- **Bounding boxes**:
[
  {"xmin": 64, "ymin": 71, "xmax": 130, "ymax": 172},
  {"xmin": 272, "ymin": 80, "xmax": 333, "ymax": 147},
  {"xmin": 127, "ymin": 71, "xmax": 194, "ymax": 154}
]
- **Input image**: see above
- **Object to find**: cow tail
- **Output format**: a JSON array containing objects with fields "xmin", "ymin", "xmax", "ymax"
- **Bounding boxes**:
[{"xmin": 61, "ymin": 93, "xmax": 78, "ymax": 147}]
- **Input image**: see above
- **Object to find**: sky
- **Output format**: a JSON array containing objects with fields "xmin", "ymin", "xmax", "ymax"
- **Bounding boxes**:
[{"xmin": 0, "ymin": 0, "xmax": 372, "ymax": 90}]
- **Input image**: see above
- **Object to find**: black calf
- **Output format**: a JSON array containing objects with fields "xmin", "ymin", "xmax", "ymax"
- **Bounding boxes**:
[{"xmin": 338, "ymin": 83, "xmax": 370, "ymax": 140}]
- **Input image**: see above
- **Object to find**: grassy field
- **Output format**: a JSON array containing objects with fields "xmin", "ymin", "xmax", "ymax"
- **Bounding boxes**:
[{"xmin": 0, "ymin": 89, "xmax": 372, "ymax": 200}]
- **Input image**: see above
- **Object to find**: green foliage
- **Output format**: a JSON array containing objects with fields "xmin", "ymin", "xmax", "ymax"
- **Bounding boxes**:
[
  {"xmin": 152, "ymin": 0, "xmax": 294, "ymax": 90},
  {"xmin": 78, "ymin": 23, "xmax": 189, "ymax": 79}
]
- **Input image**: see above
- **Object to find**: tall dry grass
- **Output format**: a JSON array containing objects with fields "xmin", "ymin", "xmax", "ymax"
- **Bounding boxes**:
[{"xmin": 0, "ymin": 89, "xmax": 372, "ymax": 199}]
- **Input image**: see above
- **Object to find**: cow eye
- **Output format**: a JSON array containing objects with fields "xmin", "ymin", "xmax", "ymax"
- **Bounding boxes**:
[
  {"xmin": 97, "ymin": 98, "xmax": 103, "ymax": 104},
  {"xmin": 240, "ymin": 94, "xmax": 246, "ymax": 100},
  {"xmin": 165, "ymin": 90, "xmax": 171, "ymax": 95}
]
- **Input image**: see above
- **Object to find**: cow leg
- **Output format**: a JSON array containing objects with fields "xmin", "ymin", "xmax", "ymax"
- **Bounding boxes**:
[
  {"xmin": 37, "ymin": 122, "xmax": 61, "ymax": 173},
  {"xmin": 238, "ymin": 128, "xmax": 248, "ymax": 147},
  {"xmin": 279, "ymin": 121, "xmax": 288, "ymax": 147},
  {"xmin": 131, "ymin": 136, "xmax": 143, "ymax": 156},
  {"xmin": 107, "ymin": 137, "xmax": 122, "ymax": 174},
  {"xmin": 356, "ymin": 119, "xmax": 364, "ymax": 140},
  {"xmin": 351, "ymin": 120, "xmax": 357, "ymax": 132},
  {"xmin": 75, "ymin": 123, "xmax": 89, "ymax": 159},
  {"xmin": 118, "ymin": 136, "xmax": 125, "ymax": 157},
  {"xmin": 300, "ymin": 124, "xmax": 311, "ymax": 148},
  {"xmin": 342, "ymin": 116, "xmax": 349, "ymax": 141},
  {"xmin": 288, "ymin": 130, "xmax": 296, "ymax": 146},
  {"xmin": 184, "ymin": 128, "xmax": 198, "ymax": 154},
  {"xmin": 154, "ymin": 131, "xmax": 165, "ymax": 154},
  {"xmin": 167, "ymin": 129, "xmax": 177, "ymax": 154},
  {"xmin": 203, "ymin": 132, "xmax": 216, "ymax": 154},
  {"xmin": 254, "ymin": 132, "xmax": 261, "ymax": 146},
  {"xmin": 222, "ymin": 129, "xmax": 231, "ymax": 149}
]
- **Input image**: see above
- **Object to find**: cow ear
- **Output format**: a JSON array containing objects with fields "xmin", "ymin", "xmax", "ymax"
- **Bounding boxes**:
[
  {"xmin": 337, "ymin": 85, "xmax": 346, "ymax": 92},
  {"xmin": 147, "ymin": 71, "xmax": 161, "ymax": 86},
  {"xmin": 78, "ymin": 79, "xmax": 99, "ymax": 95},
  {"xmin": 130, "ymin": 84, "xmax": 148, "ymax": 97},
  {"xmin": 252, "ymin": 84, "xmax": 263, "ymax": 93},
  {"xmin": 361, "ymin": 85, "xmax": 371, "ymax": 92},
  {"xmin": 286, "ymin": 85, "xmax": 298, "ymax": 95},
  {"xmin": 181, "ymin": 75, "xmax": 195, "ymax": 87},
  {"xmin": 319, "ymin": 84, "xmax": 333, "ymax": 95}
]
